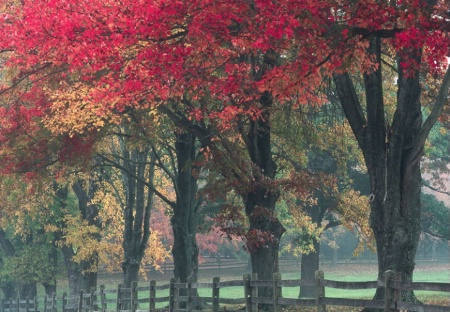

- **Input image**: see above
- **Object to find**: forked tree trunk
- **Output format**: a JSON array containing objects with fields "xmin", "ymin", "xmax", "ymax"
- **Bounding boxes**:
[
  {"xmin": 120, "ymin": 147, "xmax": 155, "ymax": 288},
  {"xmin": 171, "ymin": 131, "xmax": 201, "ymax": 307},
  {"xmin": 332, "ymin": 36, "xmax": 450, "ymax": 310}
]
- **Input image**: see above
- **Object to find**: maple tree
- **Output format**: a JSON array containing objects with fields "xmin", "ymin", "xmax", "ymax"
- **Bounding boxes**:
[{"xmin": 0, "ymin": 0, "xmax": 449, "ymax": 308}]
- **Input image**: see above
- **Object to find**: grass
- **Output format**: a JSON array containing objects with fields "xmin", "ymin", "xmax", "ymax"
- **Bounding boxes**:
[
  {"xmin": 31, "ymin": 261, "xmax": 449, "ymax": 310},
  {"xmin": 141, "ymin": 262, "xmax": 450, "ymax": 310}
]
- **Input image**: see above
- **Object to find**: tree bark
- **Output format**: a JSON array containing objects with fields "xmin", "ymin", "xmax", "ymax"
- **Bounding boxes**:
[
  {"xmin": 241, "ymin": 91, "xmax": 285, "ymax": 307},
  {"xmin": 171, "ymin": 131, "xmax": 201, "ymax": 307},
  {"xmin": 0, "ymin": 231, "xmax": 17, "ymax": 299},
  {"xmin": 72, "ymin": 177, "xmax": 102, "ymax": 292},
  {"xmin": 120, "ymin": 147, "xmax": 155, "ymax": 287},
  {"xmin": 332, "ymin": 37, "xmax": 439, "ymax": 309},
  {"xmin": 299, "ymin": 237, "xmax": 320, "ymax": 298}
]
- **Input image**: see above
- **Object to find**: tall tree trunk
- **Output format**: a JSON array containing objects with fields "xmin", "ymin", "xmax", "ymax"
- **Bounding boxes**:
[
  {"xmin": 332, "ymin": 36, "xmax": 450, "ymax": 309},
  {"xmin": 299, "ymin": 238, "xmax": 320, "ymax": 298},
  {"xmin": 299, "ymin": 196, "xmax": 326, "ymax": 298},
  {"xmin": 0, "ymin": 231, "xmax": 17, "ymax": 299},
  {"xmin": 72, "ymin": 177, "xmax": 102, "ymax": 292},
  {"xmin": 120, "ymin": 147, "xmax": 154, "ymax": 287},
  {"xmin": 171, "ymin": 131, "xmax": 201, "ymax": 306},
  {"xmin": 241, "ymin": 91, "xmax": 285, "ymax": 305},
  {"xmin": 61, "ymin": 245, "xmax": 84, "ymax": 297},
  {"xmin": 42, "ymin": 239, "xmax": 58, "ymax": 295}
]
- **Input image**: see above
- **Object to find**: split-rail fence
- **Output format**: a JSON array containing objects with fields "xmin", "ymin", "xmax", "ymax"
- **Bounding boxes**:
[{"xmin": 1, "ymin": 270, "xmax": 449, "ymax": 312}]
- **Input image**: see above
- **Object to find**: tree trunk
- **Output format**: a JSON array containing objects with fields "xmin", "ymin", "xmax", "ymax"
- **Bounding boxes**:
[
  {"xmin": 333, "ymin": 36, "xmax": 438, "ymax": 310},
  {"xmin": 72, "ymin": 177, "xmax": 102, "ymax": 292},
  {"xmin": 18, "ymin": 283, "xmax": 37, "ymax": 299},
  {"xmin": 1, "ymin": 282, "xmax": 16, "ymax": 300},
  {"xmin": 297, "ymin": 173, "xmax": 335, "ymax": 298},
  {"xmin": 61, "ymin": 245, "xmax": 83, "ymax": 297},
  {"xmin": 171, "ymin": 131, "xmax": 201, "ymax": 307},
  {"xmin": 120, "ymin": 146, "xmax": 155, "ymax": 287},
  {"xmin": 369, "ymin": 159, "xmax": 422, "ymax": 305},
  {"xmin": 42, "ymin": 240, "xmax": 58, "ymax": 295},
  {"xmin": 299, "ymin": 237, "xmax": 320, "ymax": 298},
  {"xmin": 241, "ymin": 91, "xmax": 285, "ymax": 308}
]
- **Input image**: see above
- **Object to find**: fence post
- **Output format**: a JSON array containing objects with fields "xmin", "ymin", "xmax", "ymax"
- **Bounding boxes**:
[
  {"xmin": 149, "ymin": 280, "xmax": 156, "ymax": 312},
  {"xmin": 130, "ymin": 282, "xmax": 137, "ymax": 312},
  {"xmin": 25, "ymin": 296, "xmax": 29, "ymax": 312},
  {"xmin": 169, "ymin": 278, "xmax": 178, "ymax": 312},
  {"xmin": 62, "ymin": 293, "xmax": 67, "ymax": 312},
  {"xmin": 79, "ymin": 290, "xmax": 84, "ymax": 312},
  {"xmin": 315, "ymin": 270, "xmax": 326, "ymax": 312},
  {"xmin": 384, "ymin": 270, "xmax": 401, "ymax": 312},
  {"xmin": 187, "ymin": 276, "xmax": 194, "ymax": 311},
  {"xmin": 251, "ymin": 273, "xmax": 258, "ymax": 312},
  {"xmin": 88, "ymin": 287, "xmax": 94, "ymax": 312},
  {"xmin": 116, "ymin": 284, "xmax": 122, "ymax": 312},
  {"xmin": 99, "ymin": 285, "xmax": 106, "ymax": 312},
  {"xmin": 33, "ymin": 297, "xmax": 37, "ymax": 312},
  {"xmin": 243, "ymin": 274, "xmax": 251, "ymax": 312},
  {"xmin": 212, "ymin": 277, "xmax": 220, "ymax": 312},
  {"xmin": 15, "ymin": 297, "xmax": 19, "ymax": 312},
  {"xmin": 51, "ymin": 293, "xmax": 56, "ymax": 312},
  {"xmin": 273, "ymin": 273, "xmax": 281, "ymax": 312},
  {"xmin": 43, "ymin": 295, "xmax": 48, "ymax": 312}
]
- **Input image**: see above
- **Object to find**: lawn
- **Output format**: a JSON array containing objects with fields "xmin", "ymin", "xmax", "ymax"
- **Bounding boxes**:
[
  {"xmin": 33, "ymin": 261, "xmax": 449, "ymax": 311},
  {"xmin": 140, "ymin": 261, "xmax": 450, "ymax": 309}
]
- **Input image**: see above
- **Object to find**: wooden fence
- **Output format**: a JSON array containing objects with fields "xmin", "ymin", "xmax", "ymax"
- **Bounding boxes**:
[{"xmin": 1, "ymin": 270, "xmax": 449, "ymax": 312}]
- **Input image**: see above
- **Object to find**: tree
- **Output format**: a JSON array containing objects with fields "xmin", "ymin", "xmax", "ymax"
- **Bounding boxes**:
[
  {"xmin": 1, "ymin": 2, "xmax": 449, "ymax": 308},
  {"xmin": 333, "ymin": 36, "xmax": 449, "ymax": 306}
]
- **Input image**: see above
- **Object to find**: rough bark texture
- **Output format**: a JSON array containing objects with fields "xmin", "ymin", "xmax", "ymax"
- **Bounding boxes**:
[
  {"xmin": 0, "ymin": 230, "xmax": 17, "ymax": 299},
  {"xmin": 298, "ymin": 151, "xmax": 337, "ymax": 298},
  {"xmin": 72, "ymin": 177, "xmax": 102, "ymax": 292},
  {"xmin": 119, "ymin": 146, "xmax": 155, "ymax": 288},
  {"xmin": 42, "ymin": 239, "xmax": 58, "ymax": 295},
  {"xmin": 171, "ymin": 131, "xmax": 200, "ymax": 290},
  {"xmin": 242, "ymin": 91, "xmax": 285, "ymax": 305},
  {"xmin": 299, "ymin": 236, "xmax": 320, "ymax": 298},
  {"xmin": 332, "ymin": 36, "xmax": 450, "ymax": 310}
]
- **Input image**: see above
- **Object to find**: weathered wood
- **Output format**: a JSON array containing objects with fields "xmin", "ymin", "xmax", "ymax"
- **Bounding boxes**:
[
  {"xmin": 384, "ymin": 270, "xmax": 396, "ymax": 312},
  {"xmin": 169, "ymin": 277, "xmax": 178, "ymax": 312},
  {"xmin": 216, "ymin": 280, "xmax": 243, "ymax": 287},
  {"xmin": 321, "ymin": 279, "xmax": 379, "ymax": 289},
  {"xmin": 273, "ymin": 273, "xmax": 281, "ymax": 312},
  {"xmin": 390, "ymin": 281, "xmax": 450, "ymax": 292},
  {"xmin": 130, "ymin": 282, "xmax": 137, "ymax": 312},
  {"xmin": 315, "ymin": 270, "xmax": 325, "ymax": 312},
  {"xmin": 5, "ymin": 269, "xmax": 450, "ymax": 312},
  {"xmin": 243, "ymin": 274, "xmax": 251, "ymax": 312},
  {"xmin": 149, "ymin": 280, "xmax": 156, "ymax": 312},
  {"xmin": 187, "ymin": 276, "xmax": 194, "ymax": 311},
  {"xmin": 251, "ymin": 273, "xmax": 258, "ymax": 312},
  {"xmin": 212, "ymin": 277, "xmax": 220, "ymax": 312},
  {"xmin": 116, "ymin": 284, "xmax": 122, "ymax": 312},
  {"xmin": 278, "ymin": 279, "xmax": 315, "ymax": 287},
  {"xmin": 43, "ymin": 295, "xmax": 47, "ymax": 312},
  {"xmin": 99, "ymin": 285, "xmax": 106, "ymax": 312}
]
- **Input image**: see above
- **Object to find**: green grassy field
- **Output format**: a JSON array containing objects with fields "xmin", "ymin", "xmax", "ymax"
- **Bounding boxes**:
[
  {"xmin": 32, "ymin": 261, "xmax": 449, "ymax": 311},
  {"xmin": 137, "ymin": 262, "xmax": 450, "ymax": 309}
]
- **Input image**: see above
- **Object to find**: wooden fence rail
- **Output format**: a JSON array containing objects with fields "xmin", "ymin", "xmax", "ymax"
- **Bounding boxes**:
[{"xmin": 1, "ymin": 270, "xmax": 449, "ymax": 312}]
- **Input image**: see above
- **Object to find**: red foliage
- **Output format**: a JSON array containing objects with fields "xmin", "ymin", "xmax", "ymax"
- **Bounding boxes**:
[{"xmin": 0, "ymin": 0, "xmax": 448, "ymax": 184}]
